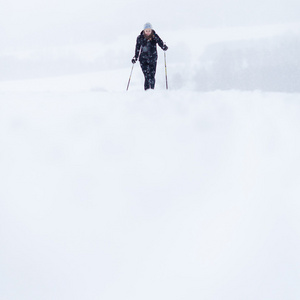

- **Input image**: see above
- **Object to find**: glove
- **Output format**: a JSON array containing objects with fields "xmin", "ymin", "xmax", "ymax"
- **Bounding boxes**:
[
  {"xmin": 162, "ymin": 45, "xmax": 168, "ymax": 51},
  {"xmin": 131, "ymin": 57, "xmax": 137, "ymax": 64}
]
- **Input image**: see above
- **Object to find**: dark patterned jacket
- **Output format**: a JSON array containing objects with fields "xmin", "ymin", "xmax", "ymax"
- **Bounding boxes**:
[{"xmin": 134, "ymin": 30, "xmax": 165, "ymax": 63}]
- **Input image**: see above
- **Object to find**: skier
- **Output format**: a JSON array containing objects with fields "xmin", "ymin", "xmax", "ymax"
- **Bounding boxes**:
[{"xmin": 132, "ymin": 23, "xmax": 168, "ymax": 90}]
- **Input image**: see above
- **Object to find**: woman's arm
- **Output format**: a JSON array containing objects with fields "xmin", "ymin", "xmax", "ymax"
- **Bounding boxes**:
[
  {"xmin": 134, "ymin": 36, "xmax": 142, "ymax": 59},
  {"xmin": 154, "ymin": 33, "xmax": 164, "ymax": 48}
]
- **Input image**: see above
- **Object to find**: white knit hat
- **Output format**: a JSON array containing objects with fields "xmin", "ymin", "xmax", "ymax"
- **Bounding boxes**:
[{"xmin": 144, "ymin": 23, "xmax": 153, "ymax": 30}]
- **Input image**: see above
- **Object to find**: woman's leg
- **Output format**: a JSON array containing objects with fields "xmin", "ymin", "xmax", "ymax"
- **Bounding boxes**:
[
  {"xmin": 140, "ymin": 61, "xmax": 151, "ymax": 90},
  {"xmin": 149, "ymin": 61, "xmax": 157, "ymax": 89},
  {"xmin": 140, "ymin": 60, "xmax": 157, "ymax": 90}
]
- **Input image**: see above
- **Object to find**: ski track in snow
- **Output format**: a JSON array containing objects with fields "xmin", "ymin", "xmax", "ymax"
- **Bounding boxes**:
[{"xmin": 1, "ymin": 87, "xmax": 300, "ymax": 299}]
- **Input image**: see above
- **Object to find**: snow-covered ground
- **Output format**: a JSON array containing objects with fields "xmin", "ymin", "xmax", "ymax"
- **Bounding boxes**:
[
  {"xmin": 1, "ymin": 17, "xmax": 300, "ymax": 300},
  {"xmin": 1, "ymin": 83, "xmax": 300, "ymax": 299}
]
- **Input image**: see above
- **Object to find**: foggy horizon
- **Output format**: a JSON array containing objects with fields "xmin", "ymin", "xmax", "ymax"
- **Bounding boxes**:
[{"xmin": 2, "ymin": 0, "xmax": 300, "ymax": 50}]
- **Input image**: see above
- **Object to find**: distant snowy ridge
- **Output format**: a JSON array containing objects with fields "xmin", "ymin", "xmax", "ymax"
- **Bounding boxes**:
[{"xmin": 1, "ymin": 23, "xmax": 300, "ymax": 93}]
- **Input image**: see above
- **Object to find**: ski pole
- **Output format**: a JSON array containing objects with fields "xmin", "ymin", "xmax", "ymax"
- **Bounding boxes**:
[
  {"xmin": 126, "ymin": 63, "xmax": 135, "ymax": 91},
  {"xmin": 164, "ymin": 51, "xmax": 168, "ymax": 90}
]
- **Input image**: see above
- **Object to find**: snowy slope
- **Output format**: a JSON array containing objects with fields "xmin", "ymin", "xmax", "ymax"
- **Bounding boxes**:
[{"xmin": 1, "ymin": 86, "xmax": 300, "ymax": 299}]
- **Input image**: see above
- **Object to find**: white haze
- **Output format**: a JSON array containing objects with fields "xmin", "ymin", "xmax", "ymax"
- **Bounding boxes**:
[
  {"xmin": 1, "ymin": 0, "xmax": 300, "ymax": 93},
  {"xmin": 1, "ymin": 1, "xmax": 300, "ymax": 299},
  {"xmin": 1, "ymin": 0, "xmax": 300, "ymax": 49}
]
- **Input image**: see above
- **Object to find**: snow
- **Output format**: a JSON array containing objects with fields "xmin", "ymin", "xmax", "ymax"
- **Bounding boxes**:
[
  {"xmin": 1, "ymin": 85, "xmax": 300, "ymax": 299},
  {"xmin": 1, "ymin": 12, "xmax": 300, "ymax": 300}
]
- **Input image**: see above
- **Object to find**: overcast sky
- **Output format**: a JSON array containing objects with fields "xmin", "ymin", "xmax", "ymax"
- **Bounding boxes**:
[{"xmin": 1, "ymin": 0, "xmax": 300, "ymax": 50}]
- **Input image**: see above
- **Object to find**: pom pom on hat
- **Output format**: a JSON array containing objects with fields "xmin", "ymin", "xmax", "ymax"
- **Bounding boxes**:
[{"xmin": 144, "ymin": 23, "xmax": 153, "ymax": 30}]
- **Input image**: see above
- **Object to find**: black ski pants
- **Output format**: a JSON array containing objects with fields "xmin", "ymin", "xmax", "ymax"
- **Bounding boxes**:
[{"xmin": 140, "ymin": 59, "xmax": 157, "ymax": 90}]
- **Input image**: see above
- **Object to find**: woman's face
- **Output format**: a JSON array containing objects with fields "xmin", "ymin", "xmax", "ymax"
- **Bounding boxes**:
[{"xmin": 144, "ymin": 29, "xmax": 152, "ymax": 36}]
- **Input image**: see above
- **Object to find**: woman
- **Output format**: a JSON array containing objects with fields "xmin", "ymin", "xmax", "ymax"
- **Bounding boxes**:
[{"xmin": 132, "ymin": 23, "xmax": 168, "ymax": 90}]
